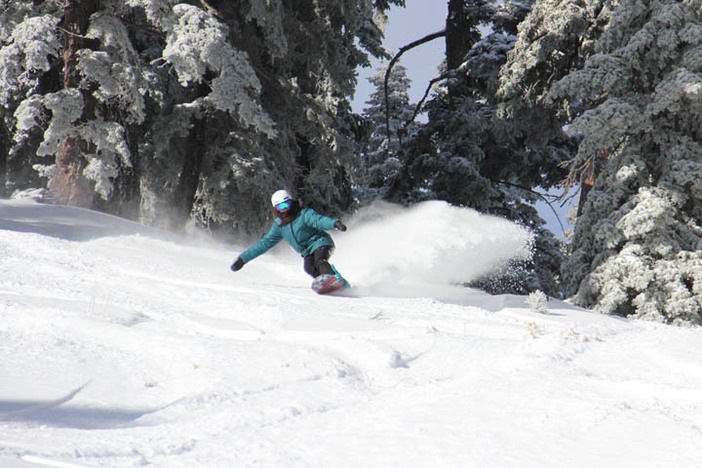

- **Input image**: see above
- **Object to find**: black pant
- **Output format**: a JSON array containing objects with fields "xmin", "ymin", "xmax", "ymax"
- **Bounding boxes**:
[{"xmin": 303, "ymin": 246, "xmax": 335, "ymax": 278}]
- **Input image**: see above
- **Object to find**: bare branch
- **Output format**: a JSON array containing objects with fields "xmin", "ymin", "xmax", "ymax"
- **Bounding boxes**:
[
  {"xmin": 384, "ymin": 30, "xmax": 446, "ymax": 143},
  {"xmin": 497, "ymin": 180, "xmax": 566, "ymax": 234},
  {"xmin": 400, "ymin": 73, "xmax": 448, "ymax": 135}
]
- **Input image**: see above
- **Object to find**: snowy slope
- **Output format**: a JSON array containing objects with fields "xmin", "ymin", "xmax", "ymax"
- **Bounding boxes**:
[{"xmin": 1, "ymin": 199, "xmax": 701, "ymax": 468}]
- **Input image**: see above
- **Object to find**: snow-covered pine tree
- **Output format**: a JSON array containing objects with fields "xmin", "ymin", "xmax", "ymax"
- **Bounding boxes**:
[
  {"xmin": 122, "ymin": 0, "xmax": 277, "ymax": 230},
  {"xmin": 3, "ymin": 0, "xmax": 274, "ymax": 223},
  {"xmin": 128, "ymin": 0, "xmax": 405, "ymax": 234},
  {"xmin": 356, "ymin": 62, "xmax": 418, "ymax": 202},
  {"xmin": 2, "ymin": 0, "xmax": 402, "ymax": 235},
  {"xmin": 385, "ymin": 0, "xmax": 568, "ymax": 296},
  {"xmin": 195, "ymin": 0, "xmax": 404, "ymax": 235},
  {"xmin": 503, "ymin": 0, "xmax": 702, "ymax": 324}
]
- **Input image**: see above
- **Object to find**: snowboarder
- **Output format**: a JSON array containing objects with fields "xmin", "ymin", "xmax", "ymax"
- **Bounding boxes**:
[{"xmin": 230, "ymin": 190, "xmax": 348, "ymax": 288}]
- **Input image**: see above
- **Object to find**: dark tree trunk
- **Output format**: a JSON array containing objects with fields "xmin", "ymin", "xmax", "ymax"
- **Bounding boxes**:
[
  {"xmin": 446, "ymin": 0, "xmax": 472, "ymax": 72},
  {"xmin": 172, "ymin": 119, "xmax": 207, "ymax": 228},
  {"xmin": 446, "ymin": 0, "xmax": 483, "ymax": 98},
  {"xmin": 52, "ymin": 0, "xmax": 100, "ymax": 207}
]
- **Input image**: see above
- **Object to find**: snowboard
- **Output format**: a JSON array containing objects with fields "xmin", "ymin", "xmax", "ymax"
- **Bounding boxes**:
[{"xmin": 311, "ymin": 266, "xmax": 350, "ymax": 295}]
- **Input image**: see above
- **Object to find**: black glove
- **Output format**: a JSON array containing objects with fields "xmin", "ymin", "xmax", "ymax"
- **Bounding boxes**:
[
  {"xmin": 230, "ymin": 257, "xmax": 245, "ymax": 272},
  {"xmin": 334, "ymin": 221, "xmax": 347, "ymax": 232}
]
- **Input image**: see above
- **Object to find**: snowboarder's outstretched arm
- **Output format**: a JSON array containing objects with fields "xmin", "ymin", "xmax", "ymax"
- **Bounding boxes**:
[
  {"xmin": 231, "ymin": 224, "xmax": 283, "ymax": 271},
  {"xmin": 300, "ymin": 209, "xmax": 346, "ymax": 232}
]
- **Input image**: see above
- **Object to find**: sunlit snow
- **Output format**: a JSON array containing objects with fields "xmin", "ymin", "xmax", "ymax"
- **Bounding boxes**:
[{"xmin": 1, "ymin": 199, "xmax": 701, "ymax": 467}]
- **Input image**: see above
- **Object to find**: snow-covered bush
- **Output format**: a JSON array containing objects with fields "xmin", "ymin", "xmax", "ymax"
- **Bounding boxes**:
[{"xmin": 527, "ymin": 290, "xmax": 549, "ymax": 314}]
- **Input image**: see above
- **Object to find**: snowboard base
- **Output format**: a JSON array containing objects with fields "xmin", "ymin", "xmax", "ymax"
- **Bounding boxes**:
[{"xmin": 311, "ymin": 273, "xmax": 349, "ymax": 295}]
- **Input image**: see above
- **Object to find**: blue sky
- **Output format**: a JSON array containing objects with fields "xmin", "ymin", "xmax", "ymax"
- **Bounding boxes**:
[{"xmin": 352, "ymin": 2, "xmax": 446, "ymax": 113}]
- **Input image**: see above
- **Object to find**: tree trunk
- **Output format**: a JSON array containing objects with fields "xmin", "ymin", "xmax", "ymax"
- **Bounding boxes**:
[
  {"xmin": 446, "ymin": 0, "xmax": 479, "ymax": 98},
  {"xmin": 52, "ymin": 0, "xmax": 100, "ymax": 207},
  {"xmin": 446, "ymin": 0, "xmax": 472, "ymax": 72},
  {"xmin": 172, "ymin": 119, "xmax": 207, "ymax": 229}
]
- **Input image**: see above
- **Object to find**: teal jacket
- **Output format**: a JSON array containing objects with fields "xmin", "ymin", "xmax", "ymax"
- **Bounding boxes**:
[{"xmin": 239, "ymin": 208, "xmax": 338, "ymax": 263}]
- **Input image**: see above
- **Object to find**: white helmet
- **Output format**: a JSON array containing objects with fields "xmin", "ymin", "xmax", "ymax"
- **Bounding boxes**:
[{"xmin": 271, "ymin": 189, "xmax": 293, "ymax": 207}]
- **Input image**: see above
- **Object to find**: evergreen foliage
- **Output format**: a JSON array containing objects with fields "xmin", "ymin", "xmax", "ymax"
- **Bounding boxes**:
[
  {"xmin": 0, "ymin": 1, "xmax": 63, "ymax": 196},
  {"xmin": 503, "ymin": 0, "xmax": 702, "ymax": 324},
  {"xmin": 1, "ymin": 0, "xmax": 402, "ymax": 233},
  {"xmin": 383, "ymin": 0, "xmax": 569, "ymax": 296},
  {"xmin": 355, "ymin": 62, "xmax": 418, "ymax": 202}
]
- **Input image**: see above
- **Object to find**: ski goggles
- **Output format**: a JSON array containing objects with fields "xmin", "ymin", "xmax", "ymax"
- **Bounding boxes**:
[{"xmin": 275, "ymin": 200, "xmax": 292, "ymax": 212}]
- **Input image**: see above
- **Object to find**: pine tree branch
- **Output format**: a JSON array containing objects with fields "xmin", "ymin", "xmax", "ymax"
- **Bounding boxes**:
[
  {"xmin": 401, "ymin": 73, "xmax": 447, "ymax": 135},
  {"xmin": 384, "ymin": 30, "xmax": 446, "ymax": 143}
]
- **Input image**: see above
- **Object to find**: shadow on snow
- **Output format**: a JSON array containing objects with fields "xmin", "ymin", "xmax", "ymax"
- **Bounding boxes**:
[{"xmin": 0, "ymin": 201, "xmax": 169, "ymax": 242}]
